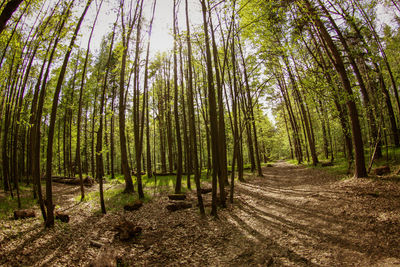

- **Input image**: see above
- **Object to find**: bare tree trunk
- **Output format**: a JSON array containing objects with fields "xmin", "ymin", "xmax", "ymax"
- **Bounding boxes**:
[
  {"xmin": 185, "ymin": 0, "xmax": 204, "ymax": 214},
  {"xmin": 75, "ymin": 0, "xmax": 103, "ymax": 200},
  {"xmin": 118, "ymin": 0, "xmax": 141, "ymax": 193},
  {"xmin": 201, "ymin": 0, "xmax": 220, "ymax": 217},
  {"xmin": 208, "ymin": 4, "xmax": 227, "ymax": 204},
  {"xmin": 45, "ymin": 0, "xmax": 90, "ymax": 227},
  {"xmin": 303, "ymin": 0, "xmax": 366, "ymax": 177},
  {"xmin": 0, "ymin": 0, "xmax": 23, "ymax": 35},
  {"xmin": 173, "ymin": 0, "xmax": 183, "ymax": 194}
]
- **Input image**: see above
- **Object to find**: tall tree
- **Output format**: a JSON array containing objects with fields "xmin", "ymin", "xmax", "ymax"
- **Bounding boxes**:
[
  {"xmin": 173, "ymin": 0, "xmax": 183, "ymax": 194},
  {"xmin": 186, "ymin": 0, "xmax": 205, "ymax": 215},
  {"xmin": 44, "ymin": 0, "xmax": 92, "ymax": 227},
  {"xmin": 200, "ymin": 0, "xmax": 220, "ymax": 217},
  {"xmin": 118, "ymin": 0, "xmax": 140, "ymax": 193},
  {"xmin": 0, "ymin": 0, "xmax": 24, "ymax": 34}
]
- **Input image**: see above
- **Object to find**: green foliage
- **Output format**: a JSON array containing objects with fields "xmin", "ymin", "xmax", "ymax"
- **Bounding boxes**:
[
  {"xmin": 77, "ymin": 186, "xmax": 149, "ymax": 213},
  {"xmin": 0, "ymin": 187, "xmax": 37, "ymax": 219}
]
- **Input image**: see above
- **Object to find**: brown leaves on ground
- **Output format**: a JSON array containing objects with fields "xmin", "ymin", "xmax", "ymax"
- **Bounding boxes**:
[{"xmin": 1, "ymin": 161, "xmax": 400, "ymax": 266}]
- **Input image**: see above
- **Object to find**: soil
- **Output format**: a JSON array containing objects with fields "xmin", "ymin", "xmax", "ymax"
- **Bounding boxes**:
[{"xmin": 1, "ymin": 161, "xmax": 400, "ymax": 266}]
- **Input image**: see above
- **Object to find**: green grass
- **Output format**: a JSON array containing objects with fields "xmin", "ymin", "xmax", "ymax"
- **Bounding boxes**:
[
  {"xmin": 286, "ymin": 159, "xmax": 299, "ymax": 165},
  {"xmin": 370, "ymin": 146, "xmax": 400, "ymax": 167},
  {"xmin": 76, "ymin": 186, "xmax": 151, "ymax": 213},
  {"xmin": 76, "ymin": 170, "xmax": 214, "ymax": 212},
  {"xmin": 287, "ymin": 146, "xmax": 400, "ymax": 178},
  {"xmin": 0, "ymin": 185, "xmax": 37, "ymax": 219},
  {"xmin": 314, "ymin": 157, "xmax": 350, "ymax": 177}
]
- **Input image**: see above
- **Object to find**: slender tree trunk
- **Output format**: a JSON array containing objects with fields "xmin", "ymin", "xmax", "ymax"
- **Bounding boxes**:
[
  {"xmin": 132, "ymin": 0, "xmax": 145, "ymax": 199},
  {"xmin": 303, "ymin": 0, "xmax": 366, "ymax": 177},
  {"xmin": 201, "ymin": 0, "xmax": 220, "ymax": 217},
  {"xmin": 185, "ymin": 0, "xmax": 205, "ymax": 214},
  {"xmin": 238, "ymin": 40, "xmax": 263, "ymax": 175},
  {"xmin": 173, "ymin": 0, "xmax": 183, "ymax": 194},
  {"xmin": 0, "ymin": 0, "xmax": 24, "ymax": 35},
  {"xmin": 208, "ymin": 5, "xmax": 227, "ymax": 203},
  {"xmin": 118, "ymin": 0, "xmax": 140, "ymax": 193},
  {"xmin": 45, "ymin": 0, "xmax": 90, "ymax": 227},
  {"xmin": 317, "ymin": 0, "xmax": 381, "ymax": 158},
  {"xmin": 75, "ymin": 0, "xmax": 103, "ymax": 199}
]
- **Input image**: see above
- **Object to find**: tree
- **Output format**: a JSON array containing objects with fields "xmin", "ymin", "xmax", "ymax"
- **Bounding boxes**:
[
  {"xmin": 118, "ymin": 0, "xmax": 141, "ymax": 193},
  {"xmin": 45, "ymin": 0, "xmax": 92, "ymax": 227},
  {"xmin": 0, "ymin": 0, "xmax": 24, "ymax": 34}
]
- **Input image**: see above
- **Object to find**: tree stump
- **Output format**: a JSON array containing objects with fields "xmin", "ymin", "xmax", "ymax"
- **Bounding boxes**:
[
  {"xmin": 114, "ymin": 220, "xmax": 142, "ymax": 241},
  {"xmin": 200, "ymin": 188, "xmax": 212, "ymax": 194},
  {"xmin": 123, "ymin": 200, "xmax": 143, "ymax": 211},
  {"xmin": 166, "ymin": 202, "xmax": 192, "ymax": 211},
  {"xmin": 55, "ymin": 211, "xmax": 70, "ymax": 223},
  {"xmin": 83, "ymin": 176, "xmax": 95, "ymax": 186},
  {"xmin": 168, "ymin": 194, "xmax": 186, "ymax": 200},
  {"xmin": 14, "ymin": 209, "xmax": 35, "ymax": 219},
  {"xmin": 374, "ymin": 166, "xmax": 390, "ymax": 176},
  {"xmin": 90, "ymin": 249, "xmax": 117, "ymax": 267}
]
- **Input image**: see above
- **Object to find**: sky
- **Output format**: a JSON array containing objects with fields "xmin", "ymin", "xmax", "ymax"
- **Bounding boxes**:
[
  {"xmin": 80, "ymin": 0, "xmax": 203, "ymax": 56},
  {"xmin": 68, "ymin": 0, "xmax": 399, "ymax": 59}
]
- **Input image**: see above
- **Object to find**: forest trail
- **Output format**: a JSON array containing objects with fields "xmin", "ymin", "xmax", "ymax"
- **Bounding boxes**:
[{"xmin": 1, "ymin": 162, "xmax": 400, "ymax": 266}]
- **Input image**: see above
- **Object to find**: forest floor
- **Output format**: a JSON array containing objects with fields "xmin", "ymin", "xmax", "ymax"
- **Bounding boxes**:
[{"xmin": 1, "ymin": 161, "xmax": 400, "ymax": 266}]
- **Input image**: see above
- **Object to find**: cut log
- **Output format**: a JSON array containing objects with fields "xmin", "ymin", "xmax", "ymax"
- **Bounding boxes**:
[
  {"xmin": 166, "ymin": 202, "xmax": 192, "ymax": 212},
  {"xmin": 14, "ymin": 209, "xmax": 35, "ymax": 219},
  {"xmin": 168, "ymin": 194, "xmax": 186, "ymax": 200},
  {"xmin": 266, "ymin": 164, "xmax": 274, "ymax": 167},
  {"xmin": 374, "ymin": 166, "xmax": 390, "ymax": 176},
  {"xmin": 153, "ymin": 172, "xmax": 176, "ymax": 176},
  {"xmin": 55, "ymin": 211, "xmax": 70, "ymax": 223},
  {"xmin": 321, "ymin": 162, "xmax": 333, "ymax": 167},
  {"xmin": 114, "ymin": 220, "xmax": 142, "ymax": 241},
  {"xmin": 52, "ymin": 176, "xmax": 75, "ymax": 179},
  {"xmin": 200, "ymin": 188, "xmax": 212, "ymax": 194},
  {"xmin": 52, "ymin": 176, "xmax": 94, "ymax": 186},
  {"xmin": 123, "ymin": 200, "xmax": 143, "ymax": 211},
  {"xmin": 90, "ymin": 240, "xmax": 105, "ymax": 248}
]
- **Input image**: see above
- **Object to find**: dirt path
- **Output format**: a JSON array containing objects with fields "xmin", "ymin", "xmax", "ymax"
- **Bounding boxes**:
[
  {"xmin": 227, "ymin": 162, "xmax": 400, "ymax": 266},
  {"xmin": 1, "ymin": 162, "xmax": 400, "ymax": 266}
]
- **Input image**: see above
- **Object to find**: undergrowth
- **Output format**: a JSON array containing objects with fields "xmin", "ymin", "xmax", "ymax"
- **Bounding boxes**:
[{"xmin": 0, "ymin": 185, "xmax": 37, "ymax": 219}]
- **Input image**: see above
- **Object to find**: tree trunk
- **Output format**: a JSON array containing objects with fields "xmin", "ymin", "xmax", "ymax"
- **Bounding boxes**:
[
  {"xmin": 45, "ymin": 0, "xmax": 90, "ymax": 227},
  {"xmin": 0, "ymin": 0, "xmax": 23, "ymax": 35},
  {"xmin": 201, "ymin": 0, "xmax": 221, "ymax": 217},
  {"xmin": 303, "ymin": 0, "xmax": 366, "ymax": 177},
  {"xmin": 208, "ymin": 5, "xmax": 228, "ymax": 203},
  {"xmin": 185, "ymin": 0, "xmax": 205, "ymax": 215},
  {"xmin": 173, "ymin": 0, "xmax": 183, "ymax": 194},
  {"xmin": 118, "ymin": 0, "xmax": 140, "ymax": 193}
]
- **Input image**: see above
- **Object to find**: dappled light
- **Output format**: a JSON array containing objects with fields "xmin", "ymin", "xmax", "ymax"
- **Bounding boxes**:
[{"xmin": 1, "ymin": 0, "xmax": 400, "ymax": 265}]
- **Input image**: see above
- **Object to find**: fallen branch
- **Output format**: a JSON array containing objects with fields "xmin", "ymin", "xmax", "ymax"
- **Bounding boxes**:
[
  {"xmin": 168, "ymin": 194, "xmax": 186, "ymax": 200},
  {"xmin": 124, "ymin": 200, "xmax": 143, "ymax": 211},
  {"xmin": 52, "ymin": 176, "xmax": 95, "ymax": 186},
  {"xmin": 55, "ymin": 211, "xmax": 70, "ymax": 223},
  {"xmin": 166, "ymin": 202, "xmax": 192, "ymax": 211},
  {"xmin": 200, "ymin": 188, "xmax": 212, "ymax": 194}
]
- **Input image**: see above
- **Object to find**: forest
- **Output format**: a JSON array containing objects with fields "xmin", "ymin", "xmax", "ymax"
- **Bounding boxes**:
[{"xmin": 1, "ymin": 0, "xmax": 400, "ymax": 266}]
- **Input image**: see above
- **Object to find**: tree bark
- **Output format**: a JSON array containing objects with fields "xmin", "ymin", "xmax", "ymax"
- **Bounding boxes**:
[
  {"xmin": 303, "ymin": 0, "xmax": 366, "ymax": 177},
  {"xmin": 0, "ymin": 0, "xmax": 23, "ymax": 35},
  {"xmin": 185, "ymin": 0, "xmax": 205, "ymax": 215}
]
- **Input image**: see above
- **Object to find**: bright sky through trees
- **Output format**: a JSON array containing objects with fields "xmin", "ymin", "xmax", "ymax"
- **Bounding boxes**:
[{"xmin": 80, "ymin": 0, "xmax": 203, "ymax": 55}]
